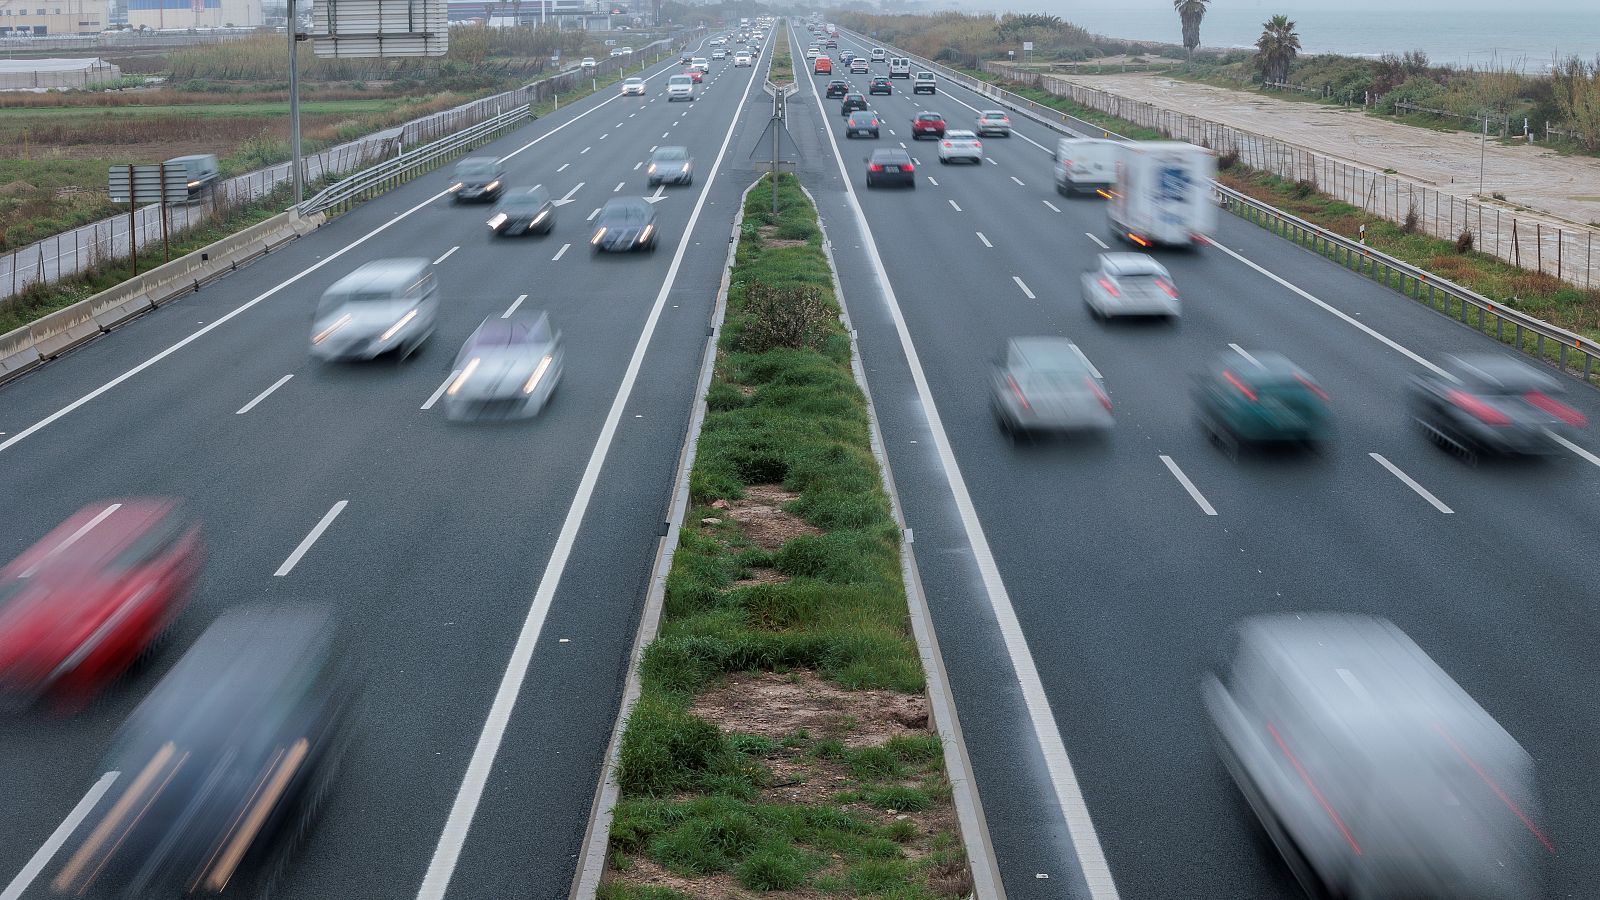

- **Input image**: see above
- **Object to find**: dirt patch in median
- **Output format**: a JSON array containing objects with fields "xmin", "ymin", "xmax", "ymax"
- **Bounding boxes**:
[
  {"xmin": 693, "ymin": 670, "xmax": 930, "ymax": 749},
  {"xmin": 714, "ymin": 484, "xmax": 819, "ymax": 550}
]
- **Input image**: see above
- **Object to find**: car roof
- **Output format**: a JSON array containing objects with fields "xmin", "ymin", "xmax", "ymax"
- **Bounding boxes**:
[
  {"xmin": 1, "ymin": 499, "xmax": 183, "ymax": 578},
  {"xmin": 600, "ymin": 197, "xmax": 653, "ymax": 218},
  {"xmin": 916, "ymin": 111, "xmax": 943, "ymax": 118},
  {"xmin": 1214, "ymin": 350, "xmax": 1305, "ymax": 383},
  {"xmin": 328, "ymin": 258, "xmax": 432, "ymax": 293},
  {"xmin": 870, "ymin": 148, "xmax": 912, "ymax": 162},
  {"xmin": 980, "ymin": 109, "xmax": 1007, "ymax": 116},
  {"xmin": 946, "ymin": 129, "xmax": 977, "ymax": 138},
  {"xmin": 653, "ymin": 145, "xmax": 688, "ymax": 157},
  {"xmin": 466, "ymin": 312, "xmax": 555, "ymax": 350},
  {"xmin": 1099, "ymin": 252, "xmax": 1166, "ymax": 277},
  {"xmin": 1442, "ymin": 354, "xmax": 1558, "ymax": 391},
  {"xmin": 1006, "ymin": 337, "xmax": 1087, "ymax": 372}
]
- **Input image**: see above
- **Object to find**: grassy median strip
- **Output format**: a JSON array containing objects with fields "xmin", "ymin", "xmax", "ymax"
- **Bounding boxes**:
[
  {"xmin": 599, "ymin": 173, "xmax": 972, "ymax": 899},
  {"xmin": 768, "ymin": 24, "xmax": 794, "ymax": 85}
]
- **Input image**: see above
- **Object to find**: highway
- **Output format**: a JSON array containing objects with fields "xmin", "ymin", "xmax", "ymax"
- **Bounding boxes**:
[
  {"xmin": 0, "ymin": 30, "xmax": 777, "ymax": 900},
  {"xmin": 790, "ymin": 21, "xmax": 1599, "ymax": 900}
]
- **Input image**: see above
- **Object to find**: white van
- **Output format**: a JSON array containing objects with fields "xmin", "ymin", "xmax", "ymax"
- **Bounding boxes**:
[
  {"xmin": 870, "ymin": 47, "xmax": 886, "ymax": 62},
  {"xmin": 666, "ymin": 74, "xmax": 695, "ymax": 102},
  {"xmin": 888, "ymin": 57, "xmax": 911, "ymax": 78},
  {"xmin": 1053, "ymin": 138, "xmax": 1121, "ymax": 197}
]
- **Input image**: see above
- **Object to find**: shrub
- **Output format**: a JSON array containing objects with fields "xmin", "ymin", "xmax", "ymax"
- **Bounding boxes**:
[
  {"xmin": 736, "ymin": 281, "xmax": 834, "ymax": 353},
  {"xmin": 1291, "ymin": 178, "xmax": 1318, "ymax": 199},
  {"xmin": 1455, "ymin": 229, "xmax": 1475, "ymax": 253},
  {"xmin": 1492, "ymin": 191, "xmax": 1507, "ymax": 201},
  {"xmin": 1378, "ymin": 74, "xmax": 1446, "ymax": 114},
  {"xmin": 1403, "ymin": 203, "xmax": 1420, "ymax": 233},
  {"xmin": 1218, "ymin": 149, "xmax": 1240, "ymax": 171}
]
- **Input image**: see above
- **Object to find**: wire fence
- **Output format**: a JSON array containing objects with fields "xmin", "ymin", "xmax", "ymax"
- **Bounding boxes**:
[{"xmin": 984, "ymin": 61, "xmax": 1600, "ymax": 291}]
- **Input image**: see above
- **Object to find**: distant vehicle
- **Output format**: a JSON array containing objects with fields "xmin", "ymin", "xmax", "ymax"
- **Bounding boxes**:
[
  {"xmin": 840, "ymin": 49, "xmax": 856, "ymax": 65},
  {"xmin": 621, "ymin": 76, "xmax": 646, "ymax": 96},
  {"xmin": 825, "ymin": 37, "xmax": 837, "ymax": 48},
  {"xmin": 0, "ymin": 500, "xmax": 202, "ymax": 711},
  {"xmin": 310, "ymin": 258, "xmax": 438, "ymax": 362},
  {"xmin": 691, "ymin": 56, "xmax": 709, "ymax": 72},
  {"xmin": 913, "ymin": 71, "xmax": 936, "ymax": 94},
  {"xmin": 869, "ymin": 75, "xmax": 892, "ymax": 95},
  {"xmin": 447, "ymin": 156, "xmax": 505, "ymax": 203},
  {"xmin": 865, "ymin": 147, "xmax": 915, "ymax": 188},
  {"xmin": 990, "ymin": 336, "xmax": 1113, "ymax": 439},
  {"xmin": 1195, "ymin": 350, "xmax": 1331, "ymax": 454},
  {"xmin": 487, "ymin": 186, "xmax": 555, "ymax": 238},
  {"xmin": 1081, "ymin": 252, "xmax": 1180, "ymax": 321},
  {"xmin": 51, "ymin": 604, "xmax": 356, "ymax": 899},
  {"xmin": 845, "ymin": 110, "xmax": 881, "ymax": 139},
  {"xmin": 806, "ymin": 46, "xmax": 820, "ymax": 60},
  {"xmin": 813, "ymin": 55, "xmax": 832, "ymax": 75},
  {"xmin": 712, "ymin": 48, "xmax": 726, "ymax": 59},
  {"xmin": 840, "ymin": 92, "xmax": 868, "ymax": 115},
  {"xmin": 591, "ymin": 198, "xmax": 658, "ymax": 253},
  {"xmin": 647, "ymin": 145, "xmax": 694, "ymax": 187},
  {"xmin": 165, "ymin": 153, "xmax": 219, "ymax": 199},
  {"xmin": 1410, "ymin": 353, "xmax": 1586, "ymax": 460},
  {"xmin": 825, "ymin": 79, "xmax": 850, "ymax": 98},
  {"xmin": 666, "ymin": 73, "xmax": 695, "ymax": 100},
  {"xmin": 938, "ymin": 129, "xmax": 983, "ymax": 164},
  {"xmin": 734, "ymin": 51, "xmax": 752, "ymax": 67},
  {"xmin": 444, "ymin": 313, "xmax": 564, "ymax": 422},
  {"xmin": 910, "ymin": 111, "xmax": 946, "ymax": 139},
  {"xmin": 683, "ymin": 67, "xmax": 704, "ymax": 84},
  {"xmin": 609, "ymin": 48, "xmax": 626, "ymax": 57},
  {"xmin": 1054, "ymin": 137, "xmax": 1120, "ymax": 197},
  {"xmin": 888, "ymin": 57, "xmax": 911, "ymax": 78},
  {"xmin": 871, "ymin": 47, "xmax": 886, "ymax": 61},
  {"xmin": 850, "ymin": 58, "xmax": 869, "ymax": 74},
  {"xmin": 1108, "ymin": 141, "xmax": 1216, "ymax": 248},
  {"xmin": 619, "ymin": 46, "xmax": 633, "ymax": 54},
  {"xmin": 1204, "ymin": 614, "xmax": 1548, "ymax": 900},
  {"xmin": 680, "ymin": 51, "xmax": 693, "ymax": 64},
  {"xmin": 581, "ymin": 56, "xmax": 596, "ymax": 69},
  {"xmin": 975, "ymin": 110, "xmax": 1011, "ymax": 137}
]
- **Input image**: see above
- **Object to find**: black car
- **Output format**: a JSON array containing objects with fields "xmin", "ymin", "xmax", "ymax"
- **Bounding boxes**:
[
  {"xmin": 865, "ymin": 148, "xmax": 915, "ymax": 188},
  {"xmin": 825, "ymin": 79, "xmax": 850, "ymax": 98},
  {"xmin": 868, "ymin": 76, "xmax": 892, "ymax": 95},
  {"xmin": 591, "ymin": 197, "xmax": 658, "ymax": 253},
  {"xmin": 845, "ymin": 110, "xmax": 881, "ymax": 139},
  {"xmin": 1411, "ymin": 353, "xmax": 1587, "ymax": 459},
  {"xmin": 487, "ymin": 186, "xmax": 555, "ymax": 237},
  {"xmin": 51, "ymin": 605, "xmax": 355, "ymax": 899},
  {"xmin": 448, "ymin": 156, "xmax": 505, "ymax": 203},
  {"xmin": 647, "ymin": 145, "xmax": 694, "ymax": 186},
  {"xmin": 840, "ymin": 92, "xmax": 868, "ymax": 115},
  {"xmin": 679, "ymin": 52, "xmax": 693, "ymax": 64}
]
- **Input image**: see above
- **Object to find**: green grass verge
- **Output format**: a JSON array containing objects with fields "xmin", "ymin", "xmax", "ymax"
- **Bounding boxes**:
[
  {"xmin": 768, "ymin": 20, "xmax": 793, "ymax": 85},
  {"xmin": 959, "ymin": 67, "xmax": 1163, "ymax": 140},
  {"xmin": 601, "ymin": 173, "xmax": 970, "ymax": 898}
]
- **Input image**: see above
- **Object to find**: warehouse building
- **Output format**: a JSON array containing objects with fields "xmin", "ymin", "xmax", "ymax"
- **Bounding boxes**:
[
  {"xmin": 0, "ymin": 0, "xmax": 104, "ymax": 36},
  {"xmin": 127, "ymin": 0, "xmax": 262, "ymax": 30}
]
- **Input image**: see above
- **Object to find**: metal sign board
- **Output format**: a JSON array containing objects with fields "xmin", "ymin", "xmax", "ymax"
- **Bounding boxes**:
[
  {"xmin": 108, "ymin": 165, "xmax": 189, "ymax": 204},
  {"xmin": 313, "ymin": 0, "xmax": 448, "ymax": 58},
  {"xmin": 1023, "ymin": 41, "xmax": 1034, "ymax": 51}
]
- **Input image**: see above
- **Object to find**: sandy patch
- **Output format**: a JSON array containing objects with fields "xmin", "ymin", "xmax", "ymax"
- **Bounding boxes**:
[{"xmin": 692, "ymin": 670, "xmax": 929, "ymax": 749}]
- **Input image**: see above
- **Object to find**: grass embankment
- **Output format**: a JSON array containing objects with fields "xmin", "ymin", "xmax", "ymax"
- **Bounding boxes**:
[
  {"xmin": 768, "ymin": 21, "xmax": 793, "ymax": 85},
  {"xmin": 959, "ymin": 67, "xmax": 1162, "ymax": 140},
  {"xmin": 974, "ymin": 66, "xmax": 1600, "ymax": 352},
  {"xmin": 600, "ymin": 173, "xmax": 971, "ymax": 899}
]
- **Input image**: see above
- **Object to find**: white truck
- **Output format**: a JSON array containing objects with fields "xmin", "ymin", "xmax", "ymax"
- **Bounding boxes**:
[
  {"xmin": 1107, "ymin": 141, "xmax": 1216, "ymax": 249},
  {"xmin": 1052, "ymin": 137, "xmax": 1120, "ymax": 197}
]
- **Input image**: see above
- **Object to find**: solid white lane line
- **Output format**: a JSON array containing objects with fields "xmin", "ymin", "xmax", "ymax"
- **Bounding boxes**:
[
  {"xmin": 235, "ymin": 373, "xmax": 293, "ymax": 414},
  {"xmin": 414, "ymin": 48, "xmax": 765, "ymax": 900},
  {"xmin": 614, "ymin": 182, "xmax": 625, "ymax": 192},
  {"xmin": 1, "ymin": 771, "xmax": 119, "ymax": 900},
  {"xmin": 1042, "ymin": 200, "xmax": 1061, "ymax": 213},
  {"xmin": 552, "ymin": 243, "xmax": 571, "ymax": 261},
  {"xmin": 1228, "ymin": 343, "xmax": 1260, "ymax": 367},
  {"xmin": 502, "ymin": 294, "xmax": 528, "ymax": 318},
  {"xmin": 273, "ymin": 501, "xmax": 348, "ymax": 577},
  {"xmin": 1071, "ymin": 344, "xmax": 1102, "ymax": 378},
  {"xmin": 587, "ymin": 208, "xmax": 601, "ymax": 221},
  {"xmin": 1548, "ymin": 432, "xmax": 1600, "ymax": 469},
  {"xmin": 1160, "ymin": 455, "xmax": 1218, "ymax": 516},
  {"xmin": 581, "ymin": 146, "xmax": 591, "ymax": 154},
  {"xmin": 948, "ymin": 200, "xmax": 962, "ymax": 212},
  {"xmin": 1370, "ymin": 453, "xmax": 1453, "ymax": 514},
  {"xmin": 976, "ymin": 232, "xmax": 992, "ymax": 248},
  {"xmin": 1086, "ymin": 232, "xmax": 1108, "ymax": 249},
  {"xmin": 798, "ymin": 52, "xmax": 1122, "ymax": 900},
  {"xmin": 557, "ymin": 163, "xmax": 570, "ymax": 172},
  {"xmin": 421, "ymin": 372, "xmax": 455, "ymax": 410},
  {"xmin": 1012, "ymin": 276, "xmax": 1035, "ymax": 300},
  {"xmin": 927, "ymin": 176, "xmax": 939, "ymax": 186},
  {"xmin": 1011, "ymin": 175, "xmax": 1026, "ymax": 186},
  {"xmin": 432, "ymin": 246, "xmax": 458, "ymax": 265}
]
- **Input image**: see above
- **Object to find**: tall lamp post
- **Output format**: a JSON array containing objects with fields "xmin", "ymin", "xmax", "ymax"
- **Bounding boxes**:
[{"xmin": 288, "ymin": 0, "xmax": 304, "ymax": 205}]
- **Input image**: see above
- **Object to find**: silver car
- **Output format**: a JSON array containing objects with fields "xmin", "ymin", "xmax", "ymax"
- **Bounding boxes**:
[
  {"xmin": 1204, "ymin": 614, "xmax": 1548, "ymax": 900},
  {"xmin": 937, "ymin": 129, "xmax": 983, "ymax": 164},
  {"xmin": 989, "ymin": 336, "xmax": 1112, "ymax": 438},
  {"xmin": 310, "ymin": 259, "xmax": 437, "ymax": 361},
  {"xmin": 975, "ymin": 110, "xmax": 1011, "ymax": 136},
  {"xmin": 443, "ymin": 312, "xmax": 564, "ymax": 421},
  {"xmin": 647, "ymin": 146, "xmax": 693, "ymax": 186},
  {"xmin": 1081, "ymin": 252, "xmax": 1180, "ymax": 320}
]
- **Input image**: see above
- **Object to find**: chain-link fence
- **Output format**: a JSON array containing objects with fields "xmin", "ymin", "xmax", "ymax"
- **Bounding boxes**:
[{"xmin": 985, "ymin": 62, "xmax": 1600, "ymax": 291}]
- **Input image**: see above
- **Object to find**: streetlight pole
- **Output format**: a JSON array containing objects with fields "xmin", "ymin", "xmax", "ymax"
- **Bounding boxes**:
[
  {"xmin": 288, "ymin": 0, "xmax": 303, "ymax": 205},
  {"xmin": 1479, "ymin": 113, "xmax": 1487, "ymax": 198}
]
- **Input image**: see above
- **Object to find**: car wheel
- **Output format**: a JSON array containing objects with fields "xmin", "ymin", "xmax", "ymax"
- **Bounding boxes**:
[
  {"xmin": 939, "ymin": 157, "xmax": 947, "ymax": 165},
  {"xmin": 871, "ymin": 130, "xmax": 879, "ymax": 138}
]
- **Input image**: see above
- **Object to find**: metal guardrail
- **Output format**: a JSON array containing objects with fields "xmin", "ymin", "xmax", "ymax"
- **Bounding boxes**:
[{"xmin": 838, "ymin": 26, "xmax": 1600, "ymax": 383}]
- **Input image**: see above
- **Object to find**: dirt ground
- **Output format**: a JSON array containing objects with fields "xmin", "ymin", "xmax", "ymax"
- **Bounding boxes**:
[{"xmin": 1065, "ymin": 73, "xmax": 1600, "ymax": 228}]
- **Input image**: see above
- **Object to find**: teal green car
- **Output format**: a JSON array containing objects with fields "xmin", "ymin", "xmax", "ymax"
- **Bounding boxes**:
[{"xmin": 1195, "ymin": 350, "xmax": 1329, "ymax": 455}]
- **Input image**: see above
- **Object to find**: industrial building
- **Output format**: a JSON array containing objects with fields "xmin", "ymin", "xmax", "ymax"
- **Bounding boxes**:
[
  {"xmin": 447, "ymin": 0, "xmax": 594, "ymax": 25},
  {"xmin": 127, "ymin": 0, "xmax": 263, "ymax": 30},
  {"xmin": 0, "ymin": 0, "xmax": 104, "ymax": 36}
]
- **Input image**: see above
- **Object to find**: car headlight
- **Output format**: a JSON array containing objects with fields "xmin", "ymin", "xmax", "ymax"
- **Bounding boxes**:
[
  {"xmin": 379, "ymin": 309, "xmax": 418, "ymax": 343},
  {"xmin": 186, "ymin": 179, "xmax": 201, "ymax": 188},
  {"xmin": 639, "ymin": 224, "xmax": 654, "ymax": 243},
  {"xmin": 449, "ymin": 183, "xmax": 463, "ymax": 192},
  {"xmin": 591, "ymin": 227, "xmax": 606, "ymax": 244},
  {"xmin": 447, "ymin": 358, "xmax": 481, "ymax": 396},
  {"xmin": 523, "ymin": 356, "xmax": 554, "ymax": 394},
  {"xmin": 313, "ymin": 314, "xmax": 352, "ymax": 345},
  {"xmin": 484, "ymin": 181, "xmax": 501, "ymax": 192},
  {"xmin": 648, "ymin": 163, "xmax": 656, "ymax": 173},
  {"xmin": 487, "ymin": 213, "xmax": 508, "ymax": 229},
  {"xmin": 531, "ymin": 210, "xmax": 549, "ymax": 225}
]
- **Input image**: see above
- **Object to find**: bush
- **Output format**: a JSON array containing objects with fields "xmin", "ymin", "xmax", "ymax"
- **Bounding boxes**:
[
  {"xmin": 1455, "ymin": 229, "xmax": 1475, "ymax": 253},
  {"xmin": 1291, "ymin": 178, "xmax": 1318, "ymax": 199},
  {"xmin": 1218, "ymin": 149, "xmax": 1240, "ymax": 171},
  {"xmin": 1378, "ymin": 74, "xmax": 1446, "ymax": 114},
  {"xmin": 735, "ymin": 281, "xmax": 834, "ymax": 354},
  {"xmin": 1403, "ymin": 203, "xmax": 1420, "ymax": 233}
]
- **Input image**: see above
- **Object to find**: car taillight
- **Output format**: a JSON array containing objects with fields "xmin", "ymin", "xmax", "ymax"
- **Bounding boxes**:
[
  {"xmin": 1087, "ymin": 378, "xmax": 1112, "ymax": 411},
  {"xmin": 974, "ymin": 141, "xmax": 982, "ymax": 148},
  {"xmin": 1524, "ymin": 391, "xmax": 1587, "ymax": 426},
  {"xmin": 903, "ymin": 163, "xmax": 914, "ymax": 172},
  {"xmin": 869, "ymin": 163, "xmax": 883, "ymax": 172},
  {"xmin": 1294, "ymin": 373, "xmax": 1329, "ymax": 402},
  {"xmin": 1007, "ymin": 375, "xmax": 1030, "ymax": 410},
  {"xmin": 1446, "ymin": 389, "xmax": 1510, "ymax": 426},
  {"xmin": 1097, "ymin": 277, "xmax": 1119, "ymax": 298},
  {"xmin": 943, "ymin": 141, "xmax": 951, "ymax": 148},
  {"xmin": 1154, "ymin": 278, "xmax": 1178, "ymax": 299},
  {"xmin": 1223, "ymin": 370, "xmax": 1257, "ymax": 401},
  {"xmin": 871, "ymin": 119, "xmax": 879, "ymax": 126}
]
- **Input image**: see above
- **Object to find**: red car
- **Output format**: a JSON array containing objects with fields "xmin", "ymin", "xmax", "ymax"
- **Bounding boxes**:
[
  {"xmin": 0, "ymin": 499, "xmax": 202, "ymax": 710},
  {"xmin": 911, "ymin": 111, "xmax": 947, "ymax": 139},
  {"xmin": 683, "ymin": 67, "xmax": 704, "ymax": 83}
]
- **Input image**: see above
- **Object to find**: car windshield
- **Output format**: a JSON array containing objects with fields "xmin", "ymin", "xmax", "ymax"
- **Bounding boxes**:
[
  {"xmin": 670, "ymin": 76, "xmax": 692, "ymax": 84},
  {"xmin": 317, "ymin": 289, "xmax": 404, "ymax": 315},
  {"xmin": 654, "ymin": 147, "xmax": 687, "ymax": 161},
  {"xmin": 600, "ymin": 201, "xmax": 651, "ymax": 223},
  {"xmin": 918, "ymin": 114, "xmax": 942, "ymax": 121},
  {"xmin": 871, "ymin": 150, "xmax": 910, "ymax": 163},
  {"xmin": 1012, "ymin": 341, "xmax": 1086, "ymax": 374},
  {"xmin": 625, "ymin": 78, "xmax": 643, "ymax": 84},
  {"xmin": 455, "ymin": 160, "xmax": 498, "ymax": 178},
  {"xmin": 982, "ymin": 112, "xmax": 1006, "ymax": 120},
  {"xmin": 946, "ymin": 130, "xmax": 976, "ymax": 140},
  {"xmin": 501, "ymin": 191, "xmax": 548, "ymax": 210}
]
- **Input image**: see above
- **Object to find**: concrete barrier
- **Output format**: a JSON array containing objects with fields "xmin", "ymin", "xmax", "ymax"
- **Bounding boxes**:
[
  {"xmin": 88, "ymin": 279, "xmax": 155, "ymax": 332},
  {"xmin": 0, "ymin": 328, "xmax": 43, "ymax": 383},
  {"xmin": 29, "ymin": 302, "xmax": 101, "ymax": 359}
]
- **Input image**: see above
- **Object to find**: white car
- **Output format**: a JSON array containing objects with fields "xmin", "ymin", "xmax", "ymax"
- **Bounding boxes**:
[
  {"xmin": 913, "ymin": 71, "xmax": 936, "ymax": 94},
  {"xmin": 1081, "ymin": 253, "xmax": 1181, "ymax": 320},
  {"xmin": 580, "ymin": 57, "xmax": 596, "ymax": 70},
  {"xmin": 691, "ymin": 57, "xmax": 710, "ymax": 72},
  {"xmin": 850, "ymin": 58, "xmax": 869, "ymax": 74},
  {"xmin": 712, "ymin": 48, "xmax": 726, "ymax": 59},
  {"xmin": 806, "ymin": 47, "xmax": 820, "ymax": 60},
  {"xmin": 734, "ymin": 52, "xmax": 752, "ymax": 67},
  {"xmin": 620, "ymin": 77, "xmax": 645, "ymax": 96},
  {"xmin": 937, "ymin": 130, "xmax": 983, "ymax": 164},
  {"xmin": 666, "ymin": 73, "xmax": 695, "ymax": 102},
  {"xmin": 871, "ymin": 47, "xmax": 886, "ymax": 61}
]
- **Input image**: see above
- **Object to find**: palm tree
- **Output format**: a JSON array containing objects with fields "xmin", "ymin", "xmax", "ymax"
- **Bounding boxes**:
[
  {"xmin": 1173, "ymin": 0, "xmax": 1208, "ymax": 57},
  {"xmin": 1254, "ymin": 14, "xmax": 1302, "ymax": 85}
]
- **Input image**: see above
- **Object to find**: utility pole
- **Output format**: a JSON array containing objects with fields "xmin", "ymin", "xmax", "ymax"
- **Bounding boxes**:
[
  {"xmin": 1478, "ymin": 113, "xmax": 1487, "ymax": 197},
  {"xmin": 288, "ymin": 0, "xmax": 304, "ymax": 205}
]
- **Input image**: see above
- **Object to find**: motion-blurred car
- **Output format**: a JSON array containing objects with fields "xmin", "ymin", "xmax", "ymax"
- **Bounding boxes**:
[
  {"xmin": 938, "ymin": 129, "xmax": 983, "ymax": 164},
  {"xmin": 51, "ymin": 604, "xmax": 356, "ymax": 899},
  {"xmin": 1081, "ymin": 252, "xmax": 1180, "ymax": 320},
  {"xmin": 845, "ymin": 111, "xmax": 881, "ymax": 139},
  {"xmin": 865, "ymin": 148, "xmax": 915, "ymax": 188},
  {"xmin": 911, "ymin": 111, "xmax": 946, "ymax": 139},
  {"xmin": 1410, "ymin": 353, "xmax": 1586, "ymax": 459},
  {"xmin": 1194, "ymin": 350, "xmax": 1330, "ymax": 455},
  {"xmin": 975, "ymin": 110, "xmax": 1011, "ymax": 137},
  {"xmin": 825, "ymin": 79, "xmax": 850, "ymax": 98},
  {"xmin": 0, "ymin": 500, "xmax": 201, "ymax": 711},
  {"xmin": 647, "ymin": 146, "xmax": 694, "ymax": 186},
  {"xmin": 1203, "ymin": 614, "xmax": 1550, "ymax": 900},
  {"xmin": 682, "ymin": 67, "xmax": 704, "ymax": 83},
  {"xmin": 310, "ymin": 258, "xmax": 438, "ymax": 361},
  {"xmin": 868, "ymin": 75, "xmax": 892, "ymax": 94},
  {"xmin": 840, "ymin": 92, "xmax": 868, "ymax": 114},
  {"xmin": 591, "ymin": 198, "xmax": 658, "ymax": 253},
  {"xmin": 487, "ymin": 186, "xmax": 555, "ymax": 237},
  {"xmin": 447, "ymin": 156, "xmax": 504, "ymax": 203},
  {"xmin": 679, "ymin": 51, "xmax": 693, "ymax": 64},
  {"xmin": 443, "ymin": 313, "xmax": 565, "ymax": 422},
  {"xmin": 990, "ymin": 336, "xmax": 1112, "ymax": 439},
  {"xmin": 620, "ymin": 76, "xmax": 646, "ymax": 95}
]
